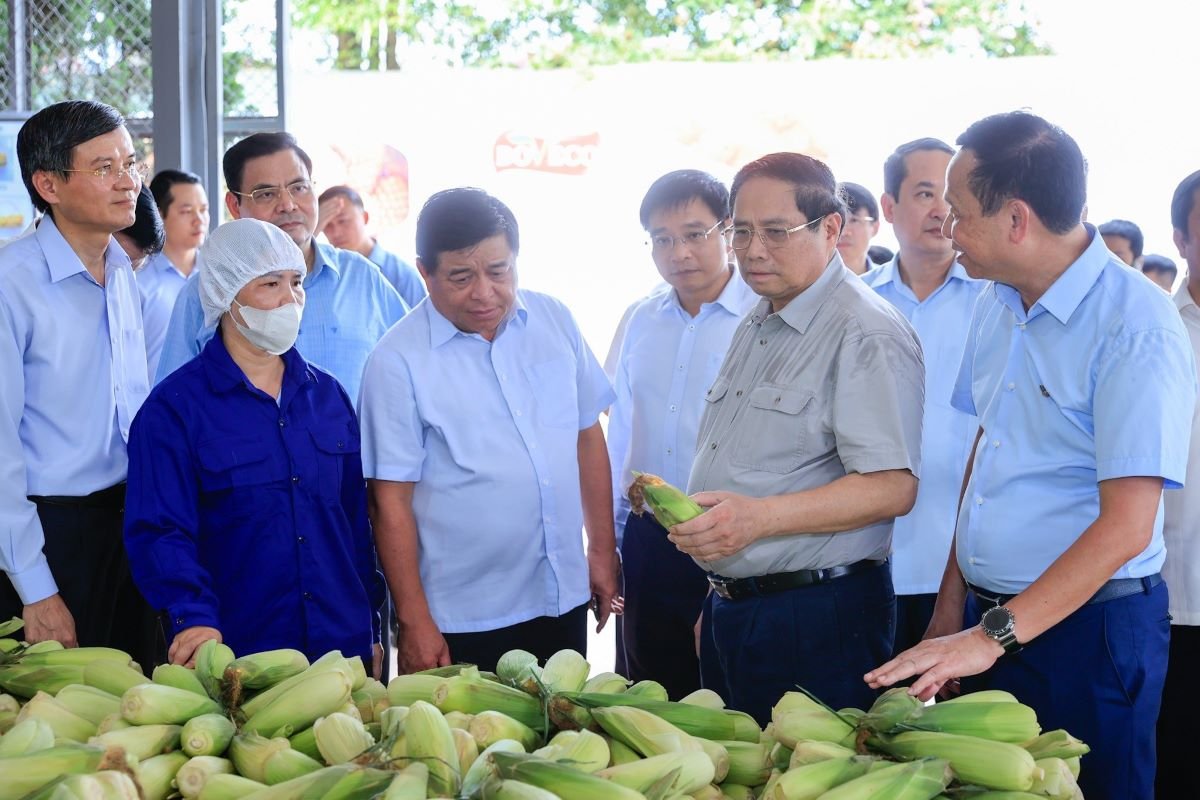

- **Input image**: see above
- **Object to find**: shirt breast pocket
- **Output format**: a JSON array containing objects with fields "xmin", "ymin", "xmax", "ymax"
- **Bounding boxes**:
[
  {"xmin": 527, "ymin": 356, "xmax": 579, "ymax": 429},
  {"xmin": 196, "ymin": 437, "xmax": 286, "ymax": 519},
  {"xmin": 733, "ymin": 385, "xmax": 814, "ymax": 474},
  {"xmin": 310, "ymin": 425, "xmax": 360, "ymax": 502}
]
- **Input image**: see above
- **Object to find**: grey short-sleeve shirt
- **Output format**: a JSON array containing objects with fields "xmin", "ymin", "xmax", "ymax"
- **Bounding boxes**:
[{"xmin": 687, "ymin": 254, "xmax": 925, "ymax": 577}]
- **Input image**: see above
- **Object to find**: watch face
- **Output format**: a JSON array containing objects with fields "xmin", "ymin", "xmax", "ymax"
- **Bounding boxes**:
[{"xmin": 981, "ymin": 606, "xmax": 1013, "ymax": 636}]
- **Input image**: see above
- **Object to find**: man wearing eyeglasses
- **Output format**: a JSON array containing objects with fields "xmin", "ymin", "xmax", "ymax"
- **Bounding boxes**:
[
  {"xmin": 606, "ymin": 170, "xmax": 757, "ymax": 697},
  {"xmin": 861, "ymin": 138, "xmax": 985, "ymax": 658},
  {"xmin": 835, "ymin": 182, "xmax": 880, "ymax": 276},
  {"xmin": 0, "ymin": 101, "xmax": 162, "ymax": 669},
  {"xmin": 669, "ymin": 152, "xmax": 924, "ymax": 724},
  {"xmin": 154, "ymin": 133, "xmax": 408, "ymax": 402}
]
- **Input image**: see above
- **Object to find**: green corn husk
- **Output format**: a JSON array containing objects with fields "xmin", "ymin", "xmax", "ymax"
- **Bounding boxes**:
[
  {"xmin": 228, "ymin": 733, "xmax": 292, "ymax": 783},
  {"xmin": 53, "ymin": 771, "xmax": 141, "ymax": 800},
  {"xmin": 625, "ymin": 679, "xmax": 669, "ymax": 701},
  {"xmin": 721, "ymin": 740, "xmax": 772, "ymax": 786},
  {"xmin": 771, "ymin": 692, "xmax": 856, "ymax": 749},
  {"xmin": 789, "ymin": 739, "xmax": 858, "ymax": 768},
  {"xmin": 20, "ymin": 639, "xmax": 63, "ymax": 654},
  {"xmin": 403, "ymin": 700, "xmax": 461, "ymax": 796},
  {"xmin": 136, "ymin": 751, "xmax": 190, "ymax": 800},
  {"xmin": 181, "ymin": 713, "xmax": 236, "ymax": 757},
  {"xmin": 940, "ymin": 689, "xmax": 1019, "ymax": 705},
  {"xmin": 481, "ymin": 779, "xmax": 561, "ymax": 800},
  {"xmin": 379, "ymin": 705, "xmax": 409, "ymax": 741},
  {"xmin": 287, "ymin": 726, "xmax": 321, "ymax": 762},
  {"xmin": 384, "ymin": 674, "xmax": 444, "ymax": 708},
  {"xmin": 1064, "ymin": 756, "xmax": 1081, "ymax": 779},
  {"xmin": 771, "ymin": 741, "xmax": 794, "ymax": 770},
  {"xmin": 0, "ymin": 744, "xmax": 125, "ymax": 800},
  {"xmin": 380, "ymin": 763, "xmax": 428, "ymax": 800},
  {"xmin": 553, "ymin": 691, "xmax": 761, "ymax": 742},
  {"xmin": 581, "ymin": 671, "xmax": 630, "ymax": 694},
  {"xmin": 91, "ymin": 723, "xmax": 182, "ymax": 760},
  {"xmin": 0, "ymin": 692, "xmax": 18, "ymax": 712},
  {"xmin": 496, "ymin": 650, "xmax": 540, "ymax": 684},
  {"xmin": 194, "ymin": 641, "xmax": 236, "ymax": 703},
  {"xmin": 608, "ymin": 735, "xmax": 641, "ymax": 766},
  {"xmin": 491, "ymin": 751, "xmax": 646, "ymax": 800},
  {"xmin": 598, "ymin": 749, "xmax": 716, "ymax": 794},
  {"xmin": 239, "ymin": 652, "xmax": 352, "ymax": 719},
  {"xmin": 314, "ymin": 712, "xmax": 374, "ymax": 764},
  {"xmin": 547, "ymin": 728, "xmax": 609, "ymax": 773},
  {"xmin": 83, "ymin": 660, "xmax": 150, "ymax": 698},
  {"xmin": 461, "ymin": 739, "xmax": 526, "ymax": 798},
  {"xmin": 95, "ymin": 712, "xmax": 132, "ymax": 735},
  {"xmin": 762, "ymin": 756, "xmax": 872, "ymax": 800},
  {"xmin": 121, "ymin": 682, "xmax": 222, "ymax": 725},
  {"xmin": 720, "ymin": 783, "xmax": 756, "ymax": 799},
  {"xmin": 444, "ymin": 710, "xmax": 474, "ymax": 730},
  {"xmin": 433, "ymin": 672, "xmax": 546, "ymax": 731},
  {"xmin": 860, "ymin": 687, "xmax": 925, "ymax": 734},
  {"xmin": 263, "ymin": 747, "xmax": 324, "ymax": 784},
  {"xmin": 1029, "ymin": 757, "xmax": 1081, "ymax": 800},
  {"xmin": 242, "ymin": 670, "xmax": 353, "ymax": 738},
  {"xmin": 1021, "ymin": 729, "xmax": 1090, "ymax": 760},
  {"xmin": 680, "ymin": 689, "xmax": 726, "ymax": 709},
  {"xmin": 815, "ymin": 758, "xmax": 952, "ymax": 800},
  {"xmin": 0, "ymin": 717, "xmax": 55, "ymax": 756},
  {"xmin": 196, "ymin": 773, "xmax": 266, "ymax": 800},
  {"xmin": 0, "ymin": 710, "xmax": 14, "ymax": 734},
  {"xmin": 591, "ymin": 705, "xmax": 704, "ymax": 759},
  {"xmin": 346, "ymin": 657, "xmax": 368, "ymax": 692},
  {"xmin": 873, "ymin": 731, "xmax": 1039, "ymax": 792},
  {"xmin": 153, "ymin": 664, "xmax": 209, "ymax": 697},
  {"xmin": 351, "ymin": 679, "xmax": 386, "ymax": 723},
  {"xmin": 176, "ymin": 756, "xmax": 235, "ymax": 799},
  {"xmin": 453, "ymin": 726, "xmax": 481, "ymax": 776},
  {"xmin": 16, "ymin": 691, "xmax": 97, "ymax": 742},
  {"xmin": 469, "ymin": 709, "xmax": 541, "ymax": 750},
  {"xmin": 55, "ymin": 685, "xmax": 122, "ymax": 726},
  {"xmin": 0, "ymin": 663, "xmax": 86, "ymax": 697},
  {"xmin": 897, "ymin": 701, "xmax": 1041, "ymax": 743},
  {"xmin": 17, "ymin": 646, "xmax": 133, "ymax": 668},
  {"xmin": 517, "ymin": 665, "xmax": 545, "ymax": 696},
  {"xmin": 224, "ymin": 650, "xmax": 309, "ymax": 695},
  {"xmin": 539, "ymin": 649, "xmax": 590, "ymax": 694},
  {"xmin": 629, "ymin": 471, "xmax": 705, "ymax": 528},
  {"xmin": 699, "ymin": 737, "xmax": 731, "ymax": 783}
]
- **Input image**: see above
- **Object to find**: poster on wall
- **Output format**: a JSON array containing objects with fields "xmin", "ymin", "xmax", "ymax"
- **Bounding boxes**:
[{"xmin": 0, "ymin": 117, "xmax": 33, "ymax": 240}]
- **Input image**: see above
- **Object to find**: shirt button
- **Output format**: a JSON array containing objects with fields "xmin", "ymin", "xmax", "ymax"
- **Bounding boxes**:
[
  {"xmin": 688, "ymin": 324, "xmax": 695, "ymax": 331},
  {"xmin": 1007, "ymin": 383, "xmax": 1015, "ymax": 391},
  {"xmin": 337, "ymin": 441, "xmax": 344, "ymax": 449},
  {"xmin": 735, "ymin": 390, "xmax": 743, "ymax": 397},
  {"xmin": 710, "ymin": 442, "xmax": 718, "ymax": 450},
  {"xmin": 500, "ymin": 374, "xmax": 507, "ymax": 381},
  {"xmin": 975, "ymin": 496, "xmax": 983, "ymax": 505},
  {"xmin": 993, "ymin": 440, "xmax": 1001, "ymax": 448},
  {"xmin": 175, "ymin": 617, "xmax": 184, "ymax": 627},
  {"xmin": 297, "ymin": 536, "xmax": 306, "ymax": 543},
  {"xmin": 303, "ymin": 592, "xmax": 313, "ymax": 600},
  {"xmin": 292, "ymin": 475, "xmax": 299, "ymax": 483},
  {"xmin": 666, "ymin": 448, "xmax": 673, "ymax": 454},
  {"xmin": 969, "ymin": 557, "xmax": 977, "ymax": 565},
  {"xmin": 678, "ymin": 364, "xmax": 684, "ymax": 370},
  {"xmin": 669, "ymin": 405, "xmax": 677, "ymax": 412},
  {"xmin": 542, "ymin": 479, "xmax": 550, "ymax": 486},
  {"xmin": 759, "ymin": 339, "xmax": 767, "ymax": 345},
  {"xmin": 1017, "ymin": 322, "xmax": 1027, "ymax": 330},
  {"xmin": 515, "ymin": 410, "xmax": 523, "ymax": 417},
  {"xmin": 279, "ymin": 418, "xmax": 287, "ymax": 427}
]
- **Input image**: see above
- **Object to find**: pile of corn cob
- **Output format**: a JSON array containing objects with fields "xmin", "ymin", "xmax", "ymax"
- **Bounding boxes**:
[{"xmin": 0, "ymin": 613, "xmax": 1090, "ymax": 799}]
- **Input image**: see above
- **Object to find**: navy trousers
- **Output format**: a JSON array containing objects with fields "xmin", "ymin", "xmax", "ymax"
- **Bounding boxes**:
[
  {"xmin": 961, "ymin": 580, "xmax": 1168, "ymax": 800},
  {"xmin": 618, "ymin": 511, "xmax": 709, "ymax": 699},
  {"xmin": 700, "ymin": 560, "xmax": 896, "ymax": 726},
  {"xmin": 893, "ymin": 592, "xmax": 938, "ymax": 657},
  {"xmin": 1157, "ymin": 623, "xmax": 1200, "ymax": 798}
]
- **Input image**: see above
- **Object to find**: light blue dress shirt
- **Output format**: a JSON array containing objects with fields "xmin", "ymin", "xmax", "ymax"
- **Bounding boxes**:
[
  {"xmin": 358, "ymin": 289, "xmax": 615, "ymax": 634},
  {"xmin": 606, "ymin": 271, "xmax": 758, "ymax": 543},
  {"xmin": 368, "ymin": 241, "xmax": 428, "ymax": 310},
  {"xmin": 137, "ymin": 251, "xmax": 193, "ymax": 381},
  {"xmin": 0, "ymin": 216, "xmax": 150, "ymax": 603},
  {"xmin": 863, "ymin": 259, "xmax": 985, "ymax": 594},
  {"xmin": 952, "ymin": 226, "xmax": 1196, "ymax": 594},
  {"xmin": 155, "ymin": 242, "xmax": 409, "ymax": 401}
]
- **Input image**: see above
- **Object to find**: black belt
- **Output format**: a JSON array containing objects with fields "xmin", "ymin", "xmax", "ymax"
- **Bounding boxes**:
[
  {"xmin": 967, "ymin": 573, "xmax": 1162, "ymax": 608},
  {"xmin": 708, "ymin": 558, "xmax": 888, "ymax": 601},
  {"xmin": 28, "ymin": 482, "xmax": 126, "ymax": 511}
]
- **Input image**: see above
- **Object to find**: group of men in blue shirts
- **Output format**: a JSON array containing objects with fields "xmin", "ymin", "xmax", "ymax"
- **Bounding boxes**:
[{"xmin": 0, "ymin": 98, "xmax": 1197, "ymax": 800}]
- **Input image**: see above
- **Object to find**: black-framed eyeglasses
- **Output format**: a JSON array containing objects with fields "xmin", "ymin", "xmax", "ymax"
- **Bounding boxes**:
[
  {"xmin": 725, "ymin": 215, "xmax": 828, "ymax": 250},
  {"xmin": 61, "ymin": 162, "xmax": 149, "ymax": 183},
  {"xmin": 647, "ymin": 220, "xmax": 724, "ymax": 253},
  {"xmin": 231, "ymin": 179, "xmax": 316, "ymax": 207}
]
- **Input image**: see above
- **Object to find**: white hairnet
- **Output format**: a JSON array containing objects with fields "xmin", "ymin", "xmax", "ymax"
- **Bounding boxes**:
[{"xmin": 198, "ymin": 218, "xmax": 306, "ymax": 327}]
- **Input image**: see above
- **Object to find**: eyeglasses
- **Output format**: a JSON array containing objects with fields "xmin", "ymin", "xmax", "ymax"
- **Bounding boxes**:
[
  {"xmin": 61, "ymin": 162, "xmax": 149, "ymax": 183},
  {"xmin": 844, "ymin": 215, "xmax": 876, "ymax": 226},
  {"xmin": 725, "ymin": 215, "xmax": 828, "ymax": 250},
  {"xmin": 647, "ymin": 220, "xmax": 724, "ymax": 253},
  {"xmin": 231, "ymin": 180, "xmax": 316, "ymax": 207}
]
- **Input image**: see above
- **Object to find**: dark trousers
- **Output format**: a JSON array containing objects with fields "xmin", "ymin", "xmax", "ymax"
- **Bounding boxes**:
[
  {"xmin": 0, "ymin": 485, "xmax": 164, "ymax": 672},
  {"xmin": 893, "ymin": 592, "xmax": 938, "ymax": 656},
  {"xmin": 700, "ymin": 560, "xmax": 895, "ymax": 726},
  {"xmin": 1156, "ymin": 623, "xmax": 1200, "ymax": 798},
  {"xmin": 962, "ymin": 580, "xmax": 1168, "ymax": 800},
  {"xmin": 443, "ymin": 603, "xmax": 588, "ymax": 672},
  {"xmin": 618, "ymin": 511, "xmax": 708, "ymax": 698}
]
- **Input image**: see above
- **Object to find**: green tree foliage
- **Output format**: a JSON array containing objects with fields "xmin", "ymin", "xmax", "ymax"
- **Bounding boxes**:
[{"xmin": 294, "ymin": 0, "xmax": 1050, "ymax": 70}]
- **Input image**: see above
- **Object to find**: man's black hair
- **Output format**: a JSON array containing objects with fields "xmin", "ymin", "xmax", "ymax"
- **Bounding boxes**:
[
  {"xmin": 1141, "ymin": 254, "xmax": 1178, "ymax": 280},
  {"xmin": 839, "ymin": 182, "xmax": 878, "ymax": 221},
  {"xmin": 16, "ymin": 100, "xmax": 126, "ymax": 215},
  {"xmin": 638, "ymin": 170, "xmax": 729, "ymax": 230},
  {"xmin": 222, "ymin": 132, "xmax": 313, "ymax": 195},
  {"xmin": 1098, "ymin": 219, "xmax": 1144, "ymax": 260},
  {"xmin": 730, "ymin": 152, "xmax": 845, "ymax": 231},
  {"xmin": 415, "ymin": 188, "xmax": 519, "ymax": 272},
  {"xmin": 883, "ymin": 138, "xmax": 954, "ymax": 199},
  {"xmin": 318, "ymin": 184, "xmax": 366, "ymax": 210},
  {"xmin": 868, "ymin": 245, "xmax": 895, "ymax": 266},
  {"xmin": 149, "ymin": 169, "xmax": 202, "ymax": 216},
  {"xmin": 1171, "ymin": 170, "xmax": 1200, "ymax": 237}
]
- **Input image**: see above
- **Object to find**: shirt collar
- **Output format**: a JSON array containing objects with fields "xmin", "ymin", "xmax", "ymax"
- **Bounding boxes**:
[
  {"xmin": 427, "ymin": 291, "xmax": 528, "ymax": 349},
  {"xmin": 871, "ymin": 255, "xmax": 970, "ymax": 293},
  {"xmin": 1003, "ymin": 224, "xmax": 1108, "ymax": 325},
  {"xmin": 773, "ymin": 251, "xmax": 848, "ymax": 334},
  {"xmin": 36, "ymin": 215, "xmax": 131, "ymax": 283},
  {"xmin": 201, "ymin": 326, "xmax": 314, "ymax": 398},
  {"xmin": 654, "ymin": 268, "xmax": 749, "ymax": 316},
  {"xmin": 1175, "ymin": 283, "xmax": 1199, "ymax": 313},
  {"xmin": 368, "ymin": 240, "xmax": 385, "ymax": 264},
  {"xmin": 308, "ymin": 242, "xmax": 343, "ymax": 284}
]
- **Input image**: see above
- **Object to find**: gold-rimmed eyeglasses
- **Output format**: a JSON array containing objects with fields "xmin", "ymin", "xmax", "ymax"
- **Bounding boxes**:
[
  {"xmin": 725, "ymin": 214, "xmax": 828, "ymax": 250},
  {"xmin": 647, "ymin": 220, "xmax": 724, "ymax": 253},
  {"xmin": 61, "ymin": 162, "xmax": 149, "ymax": 183},
  {"xmin": 231, "ymin": 179, "xmax": 316, "ymax": 207}
]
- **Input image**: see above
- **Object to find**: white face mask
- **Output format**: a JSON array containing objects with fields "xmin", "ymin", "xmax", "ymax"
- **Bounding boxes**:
[{"xmin": 232, "ymin": 300, "xmax": 302, "ymax": 355}]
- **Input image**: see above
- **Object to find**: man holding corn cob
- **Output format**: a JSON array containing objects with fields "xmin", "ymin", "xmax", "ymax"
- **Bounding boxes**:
[
  {"xmin": 607, "ymin": 170, "xmax": 757, "ymax": 698},
  {"xmin": 866, "ymin": 111, "xmax": 1196, "ymax": 800},
  {"xmin": 672, "ymin": 152, "xmax": 925, "ymax": 726},
  {"xmin": 359, "ymin": 188, "xmax": 621, "ymax": 675}
]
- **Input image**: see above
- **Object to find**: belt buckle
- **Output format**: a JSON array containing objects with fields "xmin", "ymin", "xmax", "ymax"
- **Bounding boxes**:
[{"xmin": 708, "ymin": 576, "xmax": 734, "ymax": 600}]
